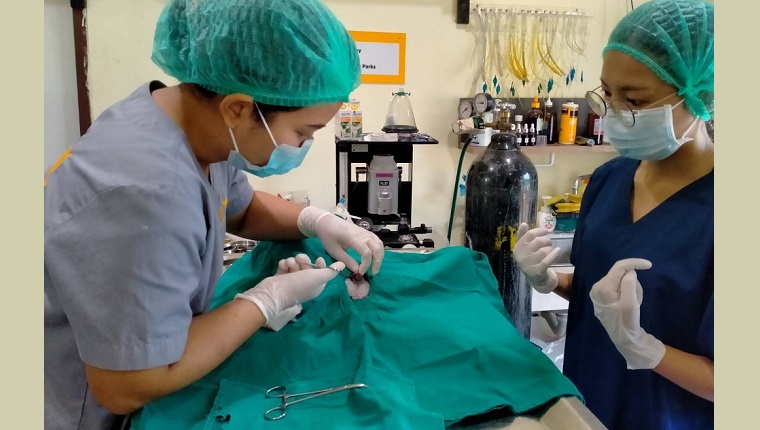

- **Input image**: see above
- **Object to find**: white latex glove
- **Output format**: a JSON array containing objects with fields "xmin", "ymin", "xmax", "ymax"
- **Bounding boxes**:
[
  {"xmin": 513, "ymin": 223, "xmax": 561, "ymax": 294},
  {"xmin": 235, "ymin": 254, "xmax": 345, "ymax": 328},
  {"xmin": 297, "ymin": 206, "xmax": 384, "ymax": 276},
  {"xmin": 590, "ymin": 258, "xmax": 666, "ymax": 370},
  {"xmin": 262, "ymin": 255, "xmax": 324, "ymax": 331},
  {"xmin": 263, "ymin": 305, "xmax": 302, "ymax": 332}
]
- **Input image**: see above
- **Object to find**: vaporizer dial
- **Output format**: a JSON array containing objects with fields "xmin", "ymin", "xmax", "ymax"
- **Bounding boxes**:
[
  {"xmin": 458, "ymin": 99, "xmax": 474, "ymax": 119},
  {"xmin": 473, "ymin": 92, "xmax": 494, "ymax": 114}
]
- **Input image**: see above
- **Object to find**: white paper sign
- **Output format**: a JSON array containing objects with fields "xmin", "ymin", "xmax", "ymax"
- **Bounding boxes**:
[{"xmin": 355, "ymin": 42, "xmax": 400, "ymax": 76}]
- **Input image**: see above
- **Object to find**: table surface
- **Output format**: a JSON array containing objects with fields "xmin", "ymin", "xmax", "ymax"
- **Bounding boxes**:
[{"xmin": 449, "ymin": 397, "xmax": 606, "ymax": 430}]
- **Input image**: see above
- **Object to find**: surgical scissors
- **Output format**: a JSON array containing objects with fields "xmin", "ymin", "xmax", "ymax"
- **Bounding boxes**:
[{"xmin": 263, "ymin": 383, "xmax": 369, "ymax": 421}]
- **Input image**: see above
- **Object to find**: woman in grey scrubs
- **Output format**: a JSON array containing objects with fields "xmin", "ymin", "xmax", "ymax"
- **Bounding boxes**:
[{"xmin": 43, "ymin": 1, "xmax": 382, "ymax": 429}]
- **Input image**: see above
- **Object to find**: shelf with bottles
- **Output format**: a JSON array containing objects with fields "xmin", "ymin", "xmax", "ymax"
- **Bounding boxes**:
[
  {"xmin": 504, "ymin": 143, "xmax": 614, "ymax": 153},
  {"xmin": 458, "ymin": 136, "xmax": 616, "ymax": 168},
  {"xmin": 523, "ymin": 144, "xmax": 616, "ymax": 153},
  {"xmin": 460, "ymin": 139, "xmax": 618, "ymax": 154},
  {"xmin": 456, "ymin": 95, "xmax": 616, "ymax": 155}
]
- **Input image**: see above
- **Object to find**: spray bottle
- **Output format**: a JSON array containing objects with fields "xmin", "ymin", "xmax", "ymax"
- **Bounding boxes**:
[{"xmin": 537, "ymin": 196, "xmax": 557, "ymax": 231}]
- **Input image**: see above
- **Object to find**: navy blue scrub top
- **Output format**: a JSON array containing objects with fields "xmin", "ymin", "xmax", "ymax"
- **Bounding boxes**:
[{"xmin": 564, "ymin": 157, "xmax": 713, "ymax": 429}]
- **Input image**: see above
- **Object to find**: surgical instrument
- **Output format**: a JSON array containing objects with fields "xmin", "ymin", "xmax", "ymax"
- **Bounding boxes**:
[
  {"xmin": 301, "ymin": 261, "xmax": 371, "ymax": 283},
  {"xmin": 264, "ymin": 383, "xmax": 369, "ymax": 421},
  {"xmin": 301, "ymin": 261, "xmax": 343, "ymax": 273}
]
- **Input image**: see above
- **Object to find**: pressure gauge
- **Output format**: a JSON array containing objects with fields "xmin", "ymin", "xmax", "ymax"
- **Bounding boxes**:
[
  {"xmin": 458, "ymin": 100, "xmax": 474, "ymax": 119},
  {"xmin": 473, "ymin": 92, "xmax": 494, "ymax": 114}
]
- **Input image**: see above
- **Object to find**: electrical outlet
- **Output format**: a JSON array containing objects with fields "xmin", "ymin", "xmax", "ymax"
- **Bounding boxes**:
[{"xmin": 456, "ymin": 0, "xmax": 470, "ymax": 24}]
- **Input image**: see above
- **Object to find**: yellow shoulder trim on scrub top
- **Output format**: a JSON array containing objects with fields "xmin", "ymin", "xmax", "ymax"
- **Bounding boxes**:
[
  {"xmin": 44, "ymin": 149, "xmax": 72, "ymax": 187},
  {"xmin": 219, "ymin": 198, "xmax": 229, "ymax": 222}
]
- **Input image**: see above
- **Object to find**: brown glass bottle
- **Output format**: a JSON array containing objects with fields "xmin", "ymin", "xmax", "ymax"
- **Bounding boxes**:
[
  {"xmin": 542, "ymin": 98, "xmax": 558, "ymax": 144},
  {"xmin": 524, "ymin": 95, "xmax": 544, "ymax": 132}
]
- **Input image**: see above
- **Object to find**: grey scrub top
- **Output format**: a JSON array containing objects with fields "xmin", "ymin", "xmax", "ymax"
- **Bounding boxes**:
[{"xmin": 44, "ymin": 81, "xmax": 254, "ymax": 430}]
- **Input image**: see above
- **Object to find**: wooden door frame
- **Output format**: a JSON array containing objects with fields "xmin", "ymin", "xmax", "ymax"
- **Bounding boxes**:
[{"xmin": 71, "ymin": 0, "xmax": 91, "ymax": 136}]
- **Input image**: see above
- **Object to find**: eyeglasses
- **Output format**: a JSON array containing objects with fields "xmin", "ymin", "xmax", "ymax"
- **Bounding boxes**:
[
  {"xmin": 585, "ymin": 86, "xmax": 637, "ymax": 127},
  {"xmin": 585, "ymin": 86, "xmax": 682, "ymax": 128}
]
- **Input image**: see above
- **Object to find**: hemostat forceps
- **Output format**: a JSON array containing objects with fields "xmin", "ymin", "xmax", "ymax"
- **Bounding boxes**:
[
  {"xmin": 263, "ymin": 383, "xmax": 369, "ymax": 420},
  {"xmin": 301, "ymin": 262, "xmax": 371, "ymax": 283}
]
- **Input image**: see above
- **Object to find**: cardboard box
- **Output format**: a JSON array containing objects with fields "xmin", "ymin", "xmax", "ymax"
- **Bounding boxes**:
[
  {"xmin": 334, "ymin": 99, "xmax": 362, "ymax": 138},
  {"xmin": 351, "ymin": 110, "xmax": 362, "ymax": 138},
  {"xmin": 334, "ymin": 102, "xmax": 350, "ymax": 138}
]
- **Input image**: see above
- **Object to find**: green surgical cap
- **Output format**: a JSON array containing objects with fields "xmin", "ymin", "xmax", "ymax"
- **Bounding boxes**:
[
  {"xmin": 603, "ymin": 0, "xmax": 714, "ymax": 120},
  {"xmin": 151, "ymin": 0, "xmax": 361, "ymax": 107}
]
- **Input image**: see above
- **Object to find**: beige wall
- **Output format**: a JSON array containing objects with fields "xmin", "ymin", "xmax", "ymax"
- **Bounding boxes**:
[{"xmin": 86, "ymin": 0, "xmax": 631, "ymax": 245}]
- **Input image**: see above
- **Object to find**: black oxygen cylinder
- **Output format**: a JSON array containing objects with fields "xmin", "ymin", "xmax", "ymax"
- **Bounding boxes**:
[{"xmin": 464, "ymin": 132, "xmax": 539, "ymax": 339}]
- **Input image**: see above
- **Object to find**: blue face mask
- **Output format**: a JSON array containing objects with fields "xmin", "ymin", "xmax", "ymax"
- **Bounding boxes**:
[
  {"xmin": 227, "ymin": 104, "xmax": 313, "ymax": 177},
  {"xmin": 604, "ymin": 97, "xmax": 699, "ymax": 161}
]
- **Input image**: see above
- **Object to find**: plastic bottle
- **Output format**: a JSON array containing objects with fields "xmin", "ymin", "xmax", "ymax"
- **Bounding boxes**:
[
  {"xmin": 537, "ymin": 196, "xmax": 557, "ymax": 232},
  {"xmin": 524, "ymin": 96, "xmax": 544, "ymax": 132},
  {"xmin": 542, "ymin": 98, "xmax": 558, "ymax": 144},
  {"xmin": 513, "ymin": 114, "xmax": 524, "ymax": 133},
  {"xmin": 528, "ymin": 124, "xmax": 537, "ymax": 146},
  {"xmin": 515, "ymin": 124, "xmax": 524, "ymax": 146},
  {"xmin": 590, "ymin": 114, "xmax": 604, "ymax": 144},
  {"xmin": 333, "ymin": 199, "xmax": 348, "ymax": 216},
  {"xmin": 558, "ymin": 100, "xmax": 579, "ymax": 144}
]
